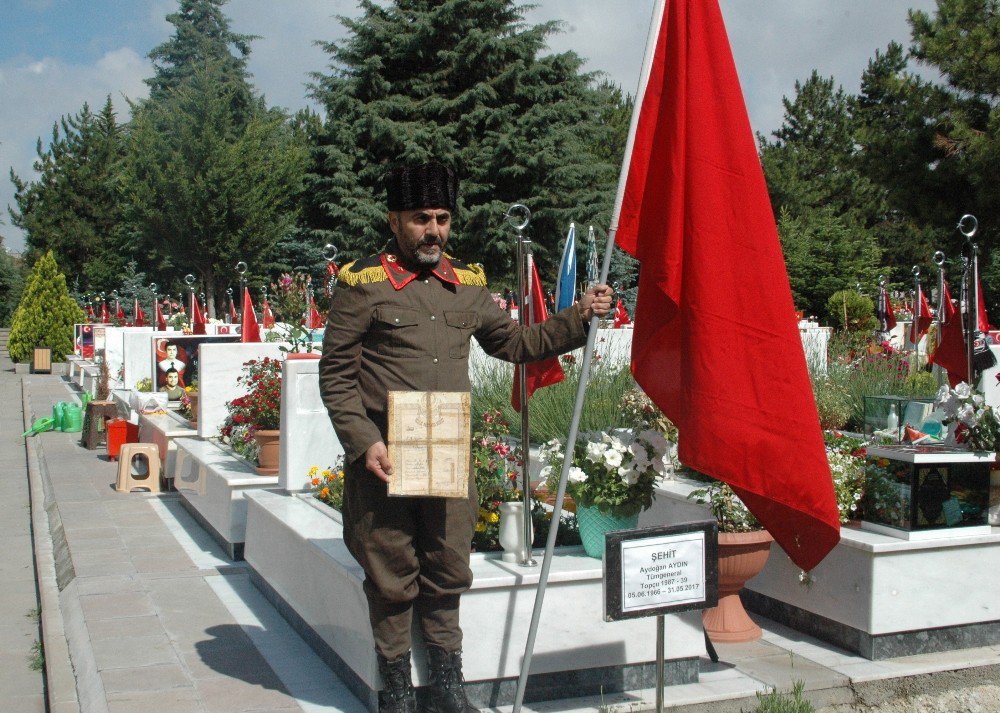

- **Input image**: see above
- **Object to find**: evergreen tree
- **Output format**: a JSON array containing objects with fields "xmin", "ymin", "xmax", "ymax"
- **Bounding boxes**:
[
  {"xmin": 9, "ymin": 97, "xmax": 127, "ymax": 291},
  {"xmin": 0, "ymin": 246, "xmax": 25, "ymax": 327},
  {"xmin": 304, "ymin": 0, "xmax": 618, "ymax": 284},
  {"xmin": 123, "ymin": 63, "xmax": 308, "ymax": 316},
  {"xmin": 147, "ymin": 0, "xmax": 257, "ymax": 121},
  {"xmin": 8, "ymin": 251, "xmax": 85, "ymax": 362}
]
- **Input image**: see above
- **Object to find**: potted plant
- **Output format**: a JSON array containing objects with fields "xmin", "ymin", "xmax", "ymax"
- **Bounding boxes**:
[
  {"xmin": 470, "ymin": 409, "xmax": 526, "ymax": 556},
  {"xmin": 179, "ymin": 378, "xmax": 199, "ymax": 425},
  {"xmin": 309, "ymin": 460, "xmax": 346, "ymax": 510},
  {"xmin": 689, "ymin": 480, "xmax": 771, "ymax": 643},
  {"xmin": 539, "ymin": 427, "xmax": 669, "ymax": 558},
  {"xmin": 220, "ymin": 357, "xmax": 282, "ymax": 474}
]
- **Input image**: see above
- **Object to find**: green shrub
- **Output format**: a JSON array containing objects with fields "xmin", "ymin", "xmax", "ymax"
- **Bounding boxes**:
[
  {"xmin": 826, "ymin": 290, "xmax": 876, "ymax": 333},
  {"xmin": 7, "ymin": 251, "xmax": 85, "ymax": 362}
]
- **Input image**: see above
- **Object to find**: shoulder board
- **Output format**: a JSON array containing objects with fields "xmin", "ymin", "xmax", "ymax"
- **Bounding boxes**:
[
  {"xmin": 338, "ymin": 254, "xmax": 388, "ymax": 287},
  {"xmin": 451, "ymin": 259, "xmax": 487, "ymax": 287}
]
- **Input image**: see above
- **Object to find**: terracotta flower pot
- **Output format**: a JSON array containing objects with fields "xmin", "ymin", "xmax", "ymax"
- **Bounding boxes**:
[
  {"xmin": 702, "ymin": 530, "xmax": 773, "ymax": 643},
  {"xmin": 253, "ymin": 429, "xmax": 281, "ymax": 475}
]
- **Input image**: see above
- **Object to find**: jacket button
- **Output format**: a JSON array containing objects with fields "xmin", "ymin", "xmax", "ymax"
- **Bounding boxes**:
[
  {"xmin": 433, "ymin": 358, "xmax": 439, "ymax": 364},
  {"xmin": 430, "ymin": 315, "xmax": 436, "ymax": 321},
  {"xmin": 394, "ymin": 318, "xmax": 400, "ymax": 323}
]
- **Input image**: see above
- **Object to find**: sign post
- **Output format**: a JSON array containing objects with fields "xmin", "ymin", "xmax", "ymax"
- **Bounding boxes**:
[{"xmin": 603, "ymin": 521, "xmax": 718, "ymax": 713}]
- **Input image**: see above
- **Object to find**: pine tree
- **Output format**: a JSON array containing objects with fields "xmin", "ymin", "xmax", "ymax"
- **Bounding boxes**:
[
  {"xmin": 0, "ymin": 246, "xmax": 25, "ymax": 327},
  {"xmin": 8, "ymin": 251, "xmax": 85, "ymax": 362},
  {"xmin": 303, "ymin": 0, "xmax": 618, "ymax": 284},
  {"xmin": 9, "ymin": 97, "xmax": 127, "ymax": 291},
  {"xmin": 124, "ymin": 63, "xmax": 308, "ymax": 317}
]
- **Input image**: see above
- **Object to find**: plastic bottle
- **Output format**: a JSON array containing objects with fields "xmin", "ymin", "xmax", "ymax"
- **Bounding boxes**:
[{"xmin": 52, "ymin": 402, "xmax": 65, "ymax": 432}]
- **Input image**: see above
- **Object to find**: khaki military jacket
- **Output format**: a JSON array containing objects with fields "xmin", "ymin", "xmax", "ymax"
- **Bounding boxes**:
[{"xmin": 319, "ymin": 246, "xmax": 587, "ymax": 464}]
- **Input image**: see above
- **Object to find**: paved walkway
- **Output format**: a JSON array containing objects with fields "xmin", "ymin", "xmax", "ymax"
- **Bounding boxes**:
[
  {"xmin": 0, "ymin": 354, "xmax": 45, "ymax": 711},
  {"xmin": 6, "ymin": 360, "xmax": 1000, "ymax": 712}
]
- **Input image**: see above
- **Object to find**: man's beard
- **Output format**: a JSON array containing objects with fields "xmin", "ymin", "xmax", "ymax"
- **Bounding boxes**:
[{"xmin": 413, "ymin": 239, "xmax": 443, "ymax": 267}]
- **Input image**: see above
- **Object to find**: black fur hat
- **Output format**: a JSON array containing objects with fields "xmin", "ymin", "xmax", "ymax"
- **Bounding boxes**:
[{"xmin": 384, "ymin": 162, "xmax": 458, "ymax": 212}]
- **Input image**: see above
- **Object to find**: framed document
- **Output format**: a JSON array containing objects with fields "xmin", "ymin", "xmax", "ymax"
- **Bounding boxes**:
[{"xmin": 387, "ymin": 391, "xmax": 471, "ymax": 498}]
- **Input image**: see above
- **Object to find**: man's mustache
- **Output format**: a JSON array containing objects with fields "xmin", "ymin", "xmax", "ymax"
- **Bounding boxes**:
[{"xmin": 418, "ymin": 238, "xmax": 442, "ymax": 247}]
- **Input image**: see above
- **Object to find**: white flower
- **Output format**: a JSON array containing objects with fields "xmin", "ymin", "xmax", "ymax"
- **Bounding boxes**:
[
  {"xmin": 568, "ymin": 467, "xmax": 587, "ymax": 484},
  {"xmin": 539, "ymin": 465, "xmax": 553, "ymax": 480},
  {"xmin": 638, "ymin": 429, "xmax": 668, "ymax": 454},
  {"xmin": 585, "ymin": 441, "xmax": 605, "ymax": 463},
  {"xmin": 619, "ymin": 467, "xmax": 639, "ymax": 486},
  {"xmin": 630, "ymin": 442, "xmax": 651, "ymax": 470},
  {"xmin": 954, "ymin": 382, "xmax": 972, "ymax": 399},
  {"xmin": 959, "ymin": 404, "xmax": 979, "ymax": 427},
  {"xmin": 604, "ymin": 449, "xmax": 624, "ymax": 469}
]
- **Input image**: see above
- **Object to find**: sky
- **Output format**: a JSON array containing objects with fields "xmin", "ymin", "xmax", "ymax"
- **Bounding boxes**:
[{"xmin": 0, "ymin": 0, "xmax": 940, "ymax": 254}]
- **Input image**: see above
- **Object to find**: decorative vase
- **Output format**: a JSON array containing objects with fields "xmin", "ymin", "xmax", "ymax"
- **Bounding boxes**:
[
  {"xmin": 576, "ymin": 504, "xmax": 639, "ymax": 559},
  {"xmin": 498, "ymin": 501, "xmax": 533, "ymax": 563},
  {"xmin": 253, "ymin": 429, "xmax": 281, "ymax": 475},
  {"xmin": 702, "ymin": 530, "xmax": 773, "ymax": 643},
  {"xmin": 188, "ymin": 391, "xmax": 199, "ymax": 425}
]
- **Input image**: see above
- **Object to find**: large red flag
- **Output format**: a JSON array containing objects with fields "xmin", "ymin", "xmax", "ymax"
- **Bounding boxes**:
[
  {"xmin": 876, "ymin": 286, "xmax": 897, "ymax": 332},
  {"xmin": 929, "ymin": 279, "xmax": 967, "ymax": 386},
  {"xmin": 100, "ymin": 302, "xmax": 110, "ymax": 323},
  {"xmin": 612, "ymin": 0, "xmax": 838, "ymax": 570},
  {"xmin": 155, "ymin": 300, "xmax": 167, "ymax": 331},
  {"xmin": 512, "ymin": 262, "xmax": 565, "ymax": 412},
  {"xmin": 134, "ymin": 298, "xmax": 146, "ymax": 327},
  {"xmin": 241, "ymin": 288, "xmax": 261, "ymax": 343},
  {"xmin": 86, "ymin": 304, "xmax": 96, "ymax": 322},
  {"xmin": 115, "ymin": 301, "xmax": 126, "ymax": 323},
  {"xmin": 262, "ymin": 300, "xmax": 275, "ymax": 329},
  {"xmin": 909, "ymin": 284, "xmax": 933, "ymax": 345},
  {"xmin": 192, "ymin": 295, "xmax": 207, "ymax": 335}
]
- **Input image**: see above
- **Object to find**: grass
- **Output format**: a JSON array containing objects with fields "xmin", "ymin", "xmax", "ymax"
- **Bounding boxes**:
[
  {"xmin": 29, "ymin": 640, "xmax": 43, "ymax": 672},
  {"xmin": 754, "ymin": 681, "xmax": 814, "ymax": 712},
  {"xmin": 471, "ymin": 357, "xmax": 638, "ymax": 443}
]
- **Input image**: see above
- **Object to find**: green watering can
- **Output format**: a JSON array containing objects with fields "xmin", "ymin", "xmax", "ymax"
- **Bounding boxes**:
[
  {"xmin": 52, "ymin": 402, "xmax": 65, "ymax": 432},
  {"xmin": 61, "ymin": 404, "xmax": 83, "ymax": 433},
  {"xmin": 22, "ymin": 417, "xmax": 55, "ymax": 438}
]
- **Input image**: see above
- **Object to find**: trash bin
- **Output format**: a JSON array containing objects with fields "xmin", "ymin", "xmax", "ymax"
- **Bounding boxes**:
[
  {"xmin": 32, "ymin": 347, "xmax": 52, "ymax": 374},
  {"xmin": 106, "ymin": 418, "xmax": 139, "ymax": 461}
]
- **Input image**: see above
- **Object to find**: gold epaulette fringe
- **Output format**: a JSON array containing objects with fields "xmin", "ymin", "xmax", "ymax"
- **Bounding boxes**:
[
  {"xmin": 454, "ymin": 263, "xmax": 487, "ymax": 287},
  {"xmin": 338, "ymin": 261, "xmax": 389, "ymax": 287}
]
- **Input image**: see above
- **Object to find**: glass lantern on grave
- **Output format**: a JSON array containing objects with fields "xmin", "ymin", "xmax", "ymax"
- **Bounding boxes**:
[
  {"xmin": 861, "ymin": 444, "xmax": 993, "ymax": 534},
  {"xmin": 863, "ymin": 395, "xmax": 937, "ymax": 443}
]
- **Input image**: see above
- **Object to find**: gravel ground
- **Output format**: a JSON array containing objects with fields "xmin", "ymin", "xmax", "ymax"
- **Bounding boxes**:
[{"xmin": 818, "ymin": 683, "xmax": 1000, "ymax": 712}]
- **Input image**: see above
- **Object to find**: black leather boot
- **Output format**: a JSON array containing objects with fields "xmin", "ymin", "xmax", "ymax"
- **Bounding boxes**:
[
  {"xmin": 377, "ymin": 651, "xmax": 417, "ymax": 713},
  {"xmin": 421, "ymin": 647, "xmax": 477, "ymax": 713}
]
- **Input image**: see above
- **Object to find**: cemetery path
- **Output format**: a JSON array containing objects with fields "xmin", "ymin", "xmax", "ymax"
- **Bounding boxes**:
[
  {"xmin": 0, "ymin": 353, "xmax": 46, "ymax": 712},
  {"xmin": 16, "ymin": 366, "xmax": 363, "ymax": 713}
]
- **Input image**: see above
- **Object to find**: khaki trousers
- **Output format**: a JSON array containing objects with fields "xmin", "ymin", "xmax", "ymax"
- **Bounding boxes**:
[{"xmin": 343, "ymin": 460, "xmax": 477, "ymax": 659}]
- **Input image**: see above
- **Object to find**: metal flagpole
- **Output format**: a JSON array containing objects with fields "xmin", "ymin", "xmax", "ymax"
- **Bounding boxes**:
[
  {"xmin": 911, "ymin": 266, "xmax": 920, "ymax": 349},
  {"xmin": 512, "ymin": 1, "xmax": 665, "ymax": 710},
  {"xmin": 506, "ymin": 204, "xmax": 538, "ymax": 567},
  {"xmin": 960, "ymin": 215, "xmax": 979, "ymax": 385}
]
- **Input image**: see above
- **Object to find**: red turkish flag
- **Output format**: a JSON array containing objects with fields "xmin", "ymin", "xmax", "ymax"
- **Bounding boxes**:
[
  {"xmin": 512, "ymin": 262, "xmax": 565, "ymax": 412},
  {"xmin": 929, "ymin": 279, "xmax": 967, "ymax": 386},
  {"xmin": 229, "ymin": 298, "xmax": 238, "ymax": 323},
  {"xmin": 100, "ymin": 302, "xmax": 110, "ymax": 323},
  {"xmin": 877, "ymin": 286, "xmax": 897, "ymax": 332},
  {"xmin": 155, "ymin": 300, "xmax": 167, "ymax": 331},
  {"xmin": 611, "ymin": 0, "xmax": 838, "ymax": 570},
  {"xmin": 978, "ymin": 277, "xmax": 993, "ymax": 333},
  {"xmin": 86, "ymin": 304, "xmax": 95, "ymax": 322},
  {"xmin": 134, "ymin": 298, "xmax": 146, "ymax": 327},
  {"xmin": 241, "ymin": 288, "xmax": 261, "ymax": 343},
  {"xmin": 308, "ymin": 299, "xmax": 324, "ymax": 329},
  {"xmin": 909, "ymin": 284, "xmax": 933, "ymax": 345},
  {"xmin": 613, "ymin": 298, "xmax": 631, "ymax": 328},
  {"xmin": 115, "ymin": 301, "xmax": 126, "ymax": 322},
  {"xmin": 192, "ymin": 295, "xmax": 207, "ymax": 335},
  {"xmin": 262, "ymin": 300, "xmax": 275, "ymax": 329}
]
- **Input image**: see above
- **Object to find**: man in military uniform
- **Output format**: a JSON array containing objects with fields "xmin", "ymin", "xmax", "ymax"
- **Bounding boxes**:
[{"xmin": 319, "ymin": 162, "xmax": 613, "ymax": 713}]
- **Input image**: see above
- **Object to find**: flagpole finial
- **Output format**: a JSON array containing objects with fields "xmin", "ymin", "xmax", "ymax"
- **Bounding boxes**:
[
  {"xmin": 322, "ymin": 244, "xmax": 339, "ymax": 262},
  {"xmin": 235, "ymin": 261, "xmax": 248, "ymax": 276},
  {"xmin": 933, "ymin": 251, "xmax": 946, "ymax": 267},
  {"xmin": 958, "ymin": 214, "xmax": 978, "ymax": 239},
  {"xmin": 504, "ymin": 204, "xmax": 531, "ymax": 232},
  {"xmin": 878, "ymin": 275, "xmax": 886, "ymax": 288},
  {"xmin": 912, "ymin": 266, "xmax": 920, "ymax": 278},
  {"xmin": 149, "ymin": 282, "xmax": 157, "ymax": 294}
]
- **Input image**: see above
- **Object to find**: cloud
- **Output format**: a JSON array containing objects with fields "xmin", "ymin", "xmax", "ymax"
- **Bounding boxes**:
[{"xmin": 0, "ymin": 47, "xmax": 150, "ymax": 252}]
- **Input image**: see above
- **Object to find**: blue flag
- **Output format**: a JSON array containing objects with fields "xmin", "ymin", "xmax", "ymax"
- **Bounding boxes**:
[{"xmin": 555, "ymin": 223, "xmax": 577, "ymax": 312}]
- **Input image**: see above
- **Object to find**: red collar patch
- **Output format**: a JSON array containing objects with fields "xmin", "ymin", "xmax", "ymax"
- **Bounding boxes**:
[{"xmin": 379, "ymin": 253, "xmax": 460, "ymax": 290}]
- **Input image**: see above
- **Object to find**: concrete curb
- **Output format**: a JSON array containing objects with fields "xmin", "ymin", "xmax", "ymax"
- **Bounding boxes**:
[{"xmin": 23, "ymin": 377, "xmax": 82, "ymax": 713}]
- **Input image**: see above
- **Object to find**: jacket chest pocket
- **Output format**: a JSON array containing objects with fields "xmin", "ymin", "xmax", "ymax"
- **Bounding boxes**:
[
  {"xmin": 444, "ymin": 311, "xmax": 478, "ymax": 359},
  {"xmin": 373, "ymin": 306, "xmax": 423, "ymax": 358}
]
